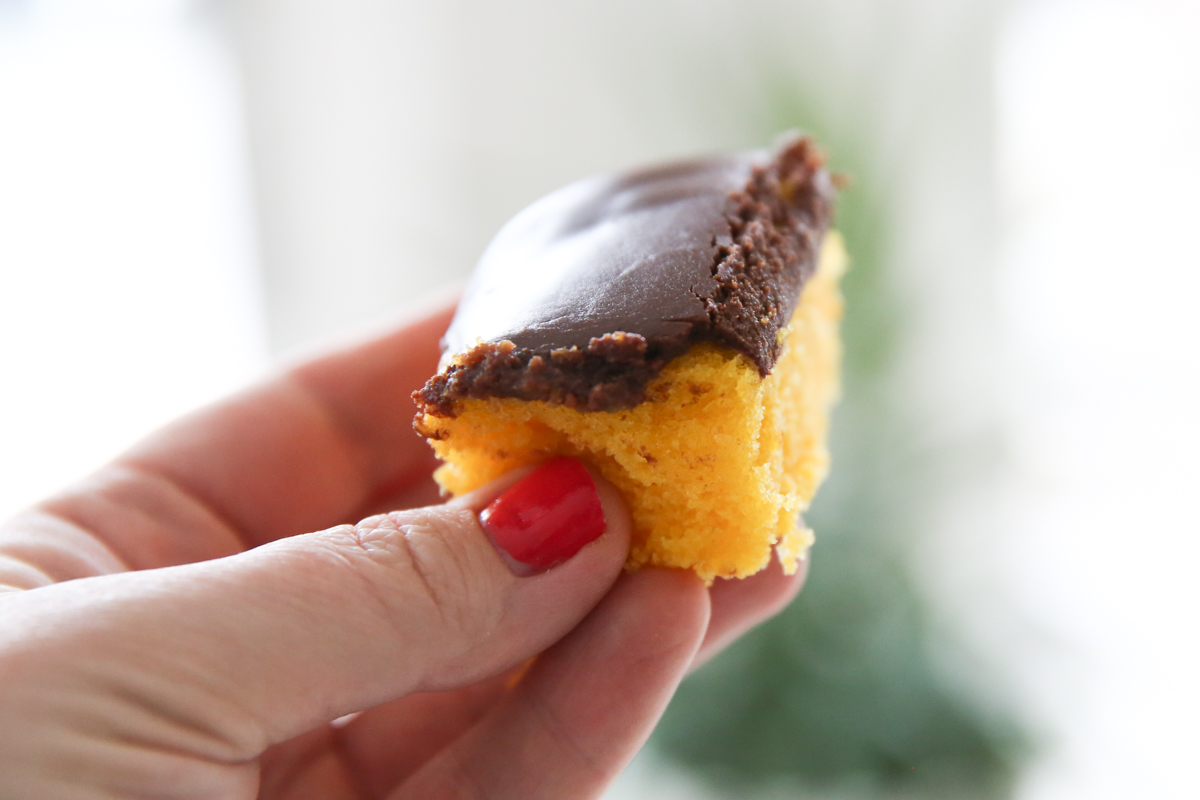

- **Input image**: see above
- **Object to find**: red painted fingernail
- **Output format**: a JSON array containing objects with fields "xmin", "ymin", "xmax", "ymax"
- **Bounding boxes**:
[{"xmin": 480, "ymin": 457, "xmax": 606, "ymax": 576}]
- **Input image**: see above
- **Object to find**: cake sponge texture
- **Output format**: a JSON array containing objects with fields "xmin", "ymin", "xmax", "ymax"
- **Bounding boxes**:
[{"xmin": 416, "ymin": 233, "xmax": 846, "ymax": 583}]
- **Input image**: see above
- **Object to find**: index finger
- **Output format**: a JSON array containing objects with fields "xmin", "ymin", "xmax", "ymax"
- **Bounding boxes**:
[
  {"xmin": 119, "ymin": 299, "xmax": 455, "ymax": 550},
  {"xmin": 2, "ymin": 299, "xmax": 456, "ymax": 587},
  {"xmin": 7, "ymin": 297, "xmax": 452, "ymax": 583}
]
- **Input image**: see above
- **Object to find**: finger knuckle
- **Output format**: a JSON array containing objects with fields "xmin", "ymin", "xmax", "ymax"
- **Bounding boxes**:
[
  {"xmin": 522, "ymin": 690, "xmax": 608, "ymax": 784},
  {"xmin": 319, "ymin": 509, "xmax": 504, "ymax": 648}
]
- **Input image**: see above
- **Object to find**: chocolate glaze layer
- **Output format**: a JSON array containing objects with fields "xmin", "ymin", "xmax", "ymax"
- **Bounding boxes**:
[{"xmin": 416, "ymin": 137, "xmax": 834, "ymax": 417}]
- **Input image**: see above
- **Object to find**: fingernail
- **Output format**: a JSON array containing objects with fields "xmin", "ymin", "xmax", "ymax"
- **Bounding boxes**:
[{"xmin": 480, "ymin": 457, "xmax": 606, "ymax": 576}]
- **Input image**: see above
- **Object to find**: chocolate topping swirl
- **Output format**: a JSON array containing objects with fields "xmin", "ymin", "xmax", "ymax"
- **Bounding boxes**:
[{"xmin": 415, "ymin": 136, "xmax": 835, "ymax": 417}]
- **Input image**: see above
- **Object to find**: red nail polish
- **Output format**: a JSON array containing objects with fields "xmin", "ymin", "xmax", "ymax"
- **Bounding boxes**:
[{"xmin": 480, "ymin": 457, "xmax": 606, "ymax": 575}]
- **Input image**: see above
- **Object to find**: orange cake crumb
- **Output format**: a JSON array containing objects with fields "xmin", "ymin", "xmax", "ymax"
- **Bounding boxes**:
[{"xmin": 415, "ymin": 234, "xmax": 845, "ymax": 583}]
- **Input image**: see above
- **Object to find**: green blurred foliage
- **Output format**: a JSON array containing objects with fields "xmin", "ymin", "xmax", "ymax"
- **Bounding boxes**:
[{"xmin": 650, "ymin": 83, "xmax": 1025, "ymax": 798}]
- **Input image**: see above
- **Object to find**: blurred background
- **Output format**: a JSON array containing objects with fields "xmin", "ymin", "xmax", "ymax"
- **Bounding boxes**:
[{"xmin": 1, "ymin": 0, "xmax": 1198, "ymax": 797}]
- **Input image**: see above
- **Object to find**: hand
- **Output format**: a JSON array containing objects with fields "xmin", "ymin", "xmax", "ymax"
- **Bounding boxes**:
[{"xmin": 0, "ymin": 300, "xmax": 807, "ymax": 799}]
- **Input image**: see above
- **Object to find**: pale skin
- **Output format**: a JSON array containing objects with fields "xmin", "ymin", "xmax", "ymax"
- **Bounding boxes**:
[{"xmin": 0, "ymin": 300, "xmax": 807, "ymax": 799}]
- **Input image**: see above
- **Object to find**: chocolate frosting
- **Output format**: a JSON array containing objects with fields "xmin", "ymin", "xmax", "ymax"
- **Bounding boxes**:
[{"xmin": 416, "ymin": 136, "xmax": 834, "ymax": 416}]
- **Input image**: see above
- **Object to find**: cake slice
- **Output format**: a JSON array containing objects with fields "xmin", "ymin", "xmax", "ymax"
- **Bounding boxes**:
[{"xmin": 414, "ymin": 137, "xmax": 844, "ymax": 583}]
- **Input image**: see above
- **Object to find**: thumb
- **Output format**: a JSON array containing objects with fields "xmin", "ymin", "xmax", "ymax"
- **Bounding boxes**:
[{"xmin": 0, "ymin": 458, "xmax": 630, "ymax": 759}]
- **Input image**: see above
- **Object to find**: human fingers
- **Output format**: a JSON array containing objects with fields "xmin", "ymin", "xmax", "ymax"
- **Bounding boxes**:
[
  {"xmin": 0, "ymin": 299, "xmax": 454, "ymax": 592},
  {"xmin": 694, "ymin": 551, "xmax": 808, "ymax": 669},
  {"xmin": 374, "ymin": 558, "xmax": 803, "ymax": 799},
  {"xmin": 0, "ymin": 459, "xmax": 629, "ymax": 798},
  {"xmin": 335, "ymin": 556, "xmax": 809, "ymax": 795},
  {"xmin": 390, "ymin": 568, "xmax": 710, "ymax": 800},
  {"xmin": 122, "ymin": 299, "xmax": 455, "ymax": 550},
  {"xmin": 288, "ymin": 675, "xmax": 514, "ymax": 799},
  {"xmin": 254, "ymin": 674, "xmax": 515, "ymax": 800},
  {"xmin": 326, "ymin": 549, "xmax": 807, "ymax": 795}
]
